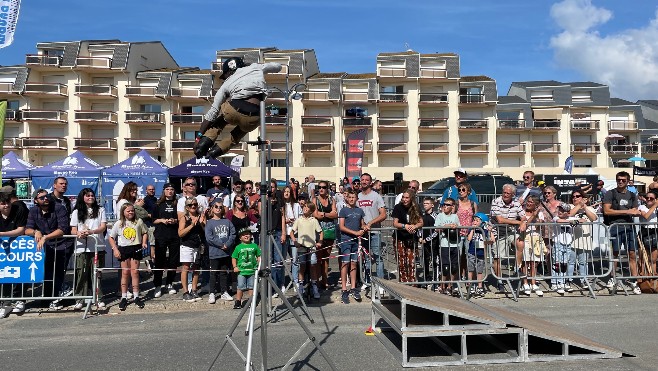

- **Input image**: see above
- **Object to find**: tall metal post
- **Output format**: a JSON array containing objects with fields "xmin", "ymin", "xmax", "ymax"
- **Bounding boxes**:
[
  {"xmin": 258, "ymin": 100, "xmax": 269, "ymax": 371},
  {"xmin": 284, "ymin": 73, "xmax": 291, "ymax": 185}
]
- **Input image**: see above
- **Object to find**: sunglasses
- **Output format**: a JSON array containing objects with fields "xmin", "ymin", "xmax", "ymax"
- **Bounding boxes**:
[
  {"xmin": 36, "ymin": 195, "xmax": 48, "ymax": 200},
  {"xmin": 443, "ymin": 203, "xmax": 454, "ymax": 207},
  {"xmin": 187, "ymin": 203, "xmax": 198, "ymax": 207},
  {"xmin": 184, "ymin": 183, "xmax": 196, "ymax": 187},
  {"xmin": 318, "ymin": 185, "xmax": 328, "ymax": 189},
  {"xmin": 234, "ymin": 200, "xmax": 244, "ymax": 204},
  {"xmin": 544, "ymin": 192, "xmax": 553, "ymax": 195},
  {"xmin": 572, "ymin": 194, "xmax": 582, "ymax": 198},
  {"xmin": 523, "ymin": 176, "xmax": 532, "ymax": 179},
  {"xmin": 647, "ymin": 197, "xmax": 656, "ymax": 201},
  {"xmin": 458, "ymin": 188, "xmax": 467, "ymax": 192},
  {"xmin": 212, "ymin": 204, "xmax": 222, "ymax": 209},
  {"xmin": 616, "ymin": 179, "xmax": 628, "ymax": 182}
]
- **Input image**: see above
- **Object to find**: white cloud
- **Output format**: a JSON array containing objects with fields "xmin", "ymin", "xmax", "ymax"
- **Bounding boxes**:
[{"xmin": 549, "ymin": 0, "xmax": 658, "ymax": 101}]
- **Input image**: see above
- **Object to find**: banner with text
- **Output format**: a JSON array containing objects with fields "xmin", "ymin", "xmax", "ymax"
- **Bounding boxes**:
[
  {"xmin": 633, "ymin": 166, "xmax": 658, "ymax": 176},
  {"xmin": 0, "ymin": 0, "xmax": 21, "ymax": 49},
  {"xmin": 345, "ymin": 128, "xmax": 367, "ymax": 181}
]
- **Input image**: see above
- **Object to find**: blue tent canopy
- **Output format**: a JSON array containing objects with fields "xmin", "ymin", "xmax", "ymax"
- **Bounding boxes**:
[
  {"xmin": 31, "ymin": 151, "xmax": 103, "ymax": 196},
  {"xmin": 2, "ymin": 151, "xmax": 35, "ymax": 178},
  {"xmin": 168, "ymin": 156, "xmax": 237, "ymax": 178}
]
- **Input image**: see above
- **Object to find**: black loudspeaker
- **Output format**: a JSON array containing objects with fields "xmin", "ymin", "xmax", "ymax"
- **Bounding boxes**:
[{"xmin": 394, "ymin": 172, "xmax": 403, "ymax": 187}]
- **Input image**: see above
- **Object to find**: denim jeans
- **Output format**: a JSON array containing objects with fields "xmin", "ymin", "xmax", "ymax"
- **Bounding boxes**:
[
  {"xmin": 552, "ymin": 243, "xmax": 572, "ymax": 286},
  {"xmin": 290, "ymin": 241, "xmax": 299, "ymax": 283},
  {"xmin": 567, "ymin": 248, "xmax": 589, "ymax": 281},
  {"xmin": 366, "ymin": 231, "xmax": 384, "ymax": 278},
  {"xmin": 269, "ymin": 230, "xmax": 286, "ymax": 288}
]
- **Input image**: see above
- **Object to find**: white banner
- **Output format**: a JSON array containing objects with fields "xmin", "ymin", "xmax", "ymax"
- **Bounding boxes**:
[
  {"xmin": 229, "ymin": 155, "xmax": 244, "ymax": 175},
  {"xmin": 0, "ymin": 0, "xmax": 21, "ymax": 49}
]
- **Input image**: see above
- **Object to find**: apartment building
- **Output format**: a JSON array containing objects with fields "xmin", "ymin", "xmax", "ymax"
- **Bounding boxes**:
[{"xmin": 1, "ymin": 41, "xmax": 655, "ymax": 186}]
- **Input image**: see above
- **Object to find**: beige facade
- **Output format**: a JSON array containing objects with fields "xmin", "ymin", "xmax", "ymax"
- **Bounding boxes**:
[{"xmin": 1, "ymin": 41, "xmax": 655, "ymax": 187}]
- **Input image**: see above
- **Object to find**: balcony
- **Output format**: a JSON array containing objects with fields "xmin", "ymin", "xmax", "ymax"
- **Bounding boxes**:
[
  {"xmin": 532, "ymin": 143, "xmax": 561, "ymax": 154},
  {"xmin": 642, "ymin": 143, "xmax": 658, "ymax": 154},
  {"xmin": 342, "ymin": 141, "xmax": 373, "ymax": 152},
  {"xmin": 4, "ymin": 109, "xmax": 21, "ymax": 123},
  {"xmin": 301, "ymin": 116, "xmax": 333, "ymax": 128},
  {"xmin": 607, "ymin": 143, "xmax": 638, "ymax": 155},
  {"xmin": 378, "ymin": 67, "xmax": 406, "ymax": 78},
  {"xmin": 75, "ymin": 84, "xmax": 118, "ymax": 99},
  {"xmin": 265, "ymin": 115, "xmax": 288, "ymax": 127},
  {"xmin": 21, "ymin": 110, "xmax": 68, "ymax": 123},
  {"xmin": 377, "ymin": 142, "xmax": 407, "ymax": 152},
  {"xmin": 458, "ymin": 142, "xmax": 489, "ymax": 153},
  {"xmin": 125, "ymin": 112, "xmax": 164, "ymax": 125},
  {"xmin": 342, "ymin": 92, "xmax": 370, "ymax": 102},
  {"xmin": 497, "ymin": 119, "xmax": 526, "ymax": 130},
  {"xmin": 418, "ymin": 118, "xmax": 449, "ymax": 130},
  {"xmin": 497, "ymin": 143, "xmax": 526, "ymax": 153},
  {"xmin": 458, "ymin": 119, "xmax": 488, "ymax": 130},
  {"xmin": 0, "ymin": 83, "xmax": 14, "ymax": 95},
  {"xmin": 258, "ymin": 140, "xmax": 290, "ymax": 152},
  {"xmin": 171, "ymin": 139, "xmax": 194, "ymax": 151},
  {"xmin": 25, "ymin": 54, "xmax": 61, "ymax": 69},
  {"xmin": 608, "ymin": 120, "xmax": 639, "ymax": 131},
  {"xmin": 125, "ymin": 86, "xmax": 158, "ymax": 99},
  {"xmin": 571, "ymin": 143, "xmax": 600, "ymax": 154},
  {"xmin": 377, "ymin": 117, "xmax": 407, "ymax": 129},
  {"xmin": 570, "ymin": 120, "xmax": 600, "ymax": 131},
  {"xmin": 265, "ymin": 89, "xmax": 286, "ymax": 102},
  {"xmin": 124, "ymin": 139, "xmax": 164, "ymax": 150},
  {"xmin": 378, "ymin": 93, "xmax": 407, "ymax": 105},
  {"xmin": 459, "ymin": 94, "xmax": 485, "ymax": 104},
  {"xmin": 302, "ymin": 91, "xmax": 332, "ymax": 103},
  {"xmin": 3, "ymin": 138, "xmax": 21, "ymax": 149},
  {"xmin": 170, "ymin": 87, "xmax": 209, "ymax": 101},
  {"xmin": 418, "ymin": 93, "xmax": 448, "ymax": 104},
  {"xmin": 301, "ymin": 141, "xmax": 334, "ymax": 152},
  {"xmin": 532, "ymin": 120, "xmax": 561, "ymax": 130},
  {"xmin": 74, "ymin": 138, "xmax": 117, "ymax": 150},
  {"xmin": 419, "ymin": 68, "xmax": 447, "ymax": 79},
  {"xmin": 342, "ymin": 117, "xmax": 372, "ymax": 128},
  {"xmin": 74, "ymin": 111, "xmax": 118, "ymax": 125},
  {"xmin": 171, "ymin": 113, "xmax": 204, "ymax": 126},
  {"xmin": 23, "ymin": 83, "xmax": 68, "ymax": 97},
  {"xmin": 418, "ymin": 142, "xmax": 449, "ymax": 153},
  {"xmin": 21, "ymin": 137, "xmax": 67, "ymax": 150},
  {"xmin": 75, "ymin": 56, "xmax": 112, "ymax": 70}
]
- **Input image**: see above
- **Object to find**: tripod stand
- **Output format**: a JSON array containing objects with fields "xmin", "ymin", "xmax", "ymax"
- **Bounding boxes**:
[{"xmin": 212, "ymin": 101, "xmax": 335, "ymax": 371}]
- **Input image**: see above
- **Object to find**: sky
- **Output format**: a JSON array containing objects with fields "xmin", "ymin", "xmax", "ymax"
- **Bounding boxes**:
[{"xmin": 1, "ymin": 0, "xmax": 657, "ymax": 101}]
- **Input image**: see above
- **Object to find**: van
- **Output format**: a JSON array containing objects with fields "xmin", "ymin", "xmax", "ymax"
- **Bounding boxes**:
[{"xmin": 421, "ymin": 174, "xmax": 515, "ymax": 196}]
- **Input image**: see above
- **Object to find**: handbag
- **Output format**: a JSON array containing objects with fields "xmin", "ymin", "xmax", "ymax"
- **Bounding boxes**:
[{"xmin": 320, "ymin": 221, "xmax": 336, "ymax": 240}]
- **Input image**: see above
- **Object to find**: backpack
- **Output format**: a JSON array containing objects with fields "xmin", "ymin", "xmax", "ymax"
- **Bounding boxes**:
[{"xmin": 602, "ymin": 188, "xmax": 636, "ymax": 226}]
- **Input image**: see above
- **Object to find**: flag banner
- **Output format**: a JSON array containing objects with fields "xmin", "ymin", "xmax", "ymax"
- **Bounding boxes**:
[
  {"xmin": 345, "ymin": 128, "xmax": 367, "ymax": 180},
  {"xmin": 633, "ymin": 166, "xmax": 658, "ymax": 176},
  {"xmin": 0, "ymin": 0, "xmax": 21, "ymax": 49},
  {"xmin": 564, "ymin": 155, "xmax": 574, "ymax": 174},
  {"xmin": 229, "ymin": 155, "xmax": 244, "ymax": 175},
  {"xmin": 0, "ymin": 101, "xmax": 6, "ymax": 183}
]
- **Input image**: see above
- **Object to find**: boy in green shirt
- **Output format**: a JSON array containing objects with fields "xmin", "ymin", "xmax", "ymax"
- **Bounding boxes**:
[{"xmin": 231, "ymin": 228, "xmax": 262, "ymax": 309}]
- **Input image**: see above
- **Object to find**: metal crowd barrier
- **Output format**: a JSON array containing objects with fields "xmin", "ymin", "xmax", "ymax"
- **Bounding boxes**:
[{"xmin": 604, "ymin": 222, "xmax": 658, "ymax": 294}]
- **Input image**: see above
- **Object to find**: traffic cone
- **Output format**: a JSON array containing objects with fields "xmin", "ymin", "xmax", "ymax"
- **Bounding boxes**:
[{"xmin": 364, "ymin": 326, "xmax": 375, "ymax": 336}]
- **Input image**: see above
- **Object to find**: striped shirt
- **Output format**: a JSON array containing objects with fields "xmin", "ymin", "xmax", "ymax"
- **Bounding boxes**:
[{"xmin": 490, "ymin": 196, "xmax": 525, "ymax": 236}]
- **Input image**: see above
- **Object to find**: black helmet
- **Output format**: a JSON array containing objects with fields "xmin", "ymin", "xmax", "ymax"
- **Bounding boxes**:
[{"xmin": 220, "ymin": 57, "xmax": 245, "ymax": 79}]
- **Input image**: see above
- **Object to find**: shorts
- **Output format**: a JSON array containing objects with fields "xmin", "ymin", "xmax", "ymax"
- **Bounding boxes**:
[
  {"xmin": 180, "ymin": 245, "xmax": 200, "ymax": 264},
  {"xmin": 298, "ymin": 250, "xmax": 317, "ymax": 265},
  {"xmin": 609, "ymin": 224, "xmax": 637, "ymax": 253},
  {"xmin": 440, "ymin": 245, "xmax": 459, "ymax": 275},
  {"xmin": 467, "ymin": 253, "xmax": 485, "ymax": 274},
  {"xmin": 237, "ymin": 274, "xmax": 255, "ymax": 291},
  {"xmin": 117, "ymin": 244, "xmax": 142, "ymax": 262},
  {"xmin": 493, "ymin": 233, "xmax": 518, "ymax": 259},
  {"xmin": 340, "ymin": 240, "xmax": 358, "ymax": 263}
]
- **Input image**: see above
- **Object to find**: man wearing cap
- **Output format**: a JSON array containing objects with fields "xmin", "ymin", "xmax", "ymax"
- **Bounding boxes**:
[{"xmin": 441, "ymin": 168, "xmax": 478, "ymax": 205}]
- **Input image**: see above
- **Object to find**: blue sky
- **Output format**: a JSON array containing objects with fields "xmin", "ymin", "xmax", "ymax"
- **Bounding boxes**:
[{"xmin": 2, "ymin": 0, "xmax": 657, "ymax": 100}]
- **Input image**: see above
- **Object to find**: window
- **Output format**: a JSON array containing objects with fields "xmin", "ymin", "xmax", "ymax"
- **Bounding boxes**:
[
  {"xmin": 269, "ymin": 158, "xmax": 287, "ymax": 167},
  {"xmin": 459, "ymin": 87, "xmax": 483, "ymax": 103},
  {"xmin": 572, "ymin": 91, "xmax": 592, "ymax": 103},
  {"xmin": 345, "ymin": 107, "xmax": 367, "ymax": 117},
  {"xmin": 181, "ymin": 105, "xmax": 205, "ymax": 114},
  {"xmin": 380, "ymin": 85, "xmax": 403, "ymax": 94},
  {"xmin": 140, "ymin": 104, "xmax": 161, "ymax": 113},
  {"xmin": 530, "ymin": 90, "xmax": 553, "ymax": 101},
  {"xmin": 497, "ymin": 111, "xmax": 520, "ymax": 120},
  {"xmin": 43, "ymin": 49, "xmax": 64, "ymax": 57},
  {"xmin": 182, "ymin": 130, "xmax": 200, "ymax": 140},
  {"xmin": 7, "ymin": 100, "xmax": 19, "ymax": 110}
]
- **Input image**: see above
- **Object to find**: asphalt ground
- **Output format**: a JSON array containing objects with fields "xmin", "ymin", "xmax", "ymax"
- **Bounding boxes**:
[{"xmin": 1, "ymin": 278, "xmax": 657, "ymax": 371}]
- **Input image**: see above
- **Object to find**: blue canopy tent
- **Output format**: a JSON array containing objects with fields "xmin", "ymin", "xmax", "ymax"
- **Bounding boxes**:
[
  {"xmin": 2, "ymin": 151, "xmax": 35, "ymax": 179},
  {"xmin": 101, "ymin": 149, "xmax": 169, "ymax": 217},
  {"xmin": 31, "ymin": 151, "xmax": 103, "ymax": 197},
  {"xmin": 168, "ymin": 156, "xmax": 237, "ymax": 178}
]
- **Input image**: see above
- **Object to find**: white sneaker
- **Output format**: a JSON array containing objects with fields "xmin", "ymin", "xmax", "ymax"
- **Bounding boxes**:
[
  {"xmin": 631, "ymin": 283, "xmax": 642, "ymax": 295},
  {"xmin": 535, "ymin": 289, "xmax": 544, "ymax": 297},
  {"xmin": 154, "ymin": 286, "xmax": 163, "ymax": 298},
  {"xmin": 220, "ymin": 291, "xmax": 233, "ymax": 301},
  {"xmin": 556, "ymin": 284, "xmax": 565, "ymax": 295},
  {"xmin": 606, "ymin": 278, "xmax": 615, "ymax": 289},
  {"xmin": 281, "ymin": 286, "xmax": 286, "ymax": 295},
  {"xmin": 297, "ymin": 282, "xmax": 305, "ymax": 297},
  {"xmin": 167, "ymin": 284, "xmax": 176, "ymax": 295},
  {"xmin": 73, "ymin": 301, "xmax": 84, "ymax": 311},
  {"xmin": 97, "ymin": 301, "xmax": 106, "ymax": 309},
  {"xmin": 523, "ymin": 284, "xmax": 531, "ymax": 295},
  {"xmin": 312, "ymin": 283, "xmax": 320, "ymax": 299},
  {"xmin": 531, "ymin": 284, "xmax": 540, "ymax": 291},
  {"xmin": 49, "ymin": 301, "xmax": 63, "ymax": 310},
  {"xmin": 126, "ymin": 291, "xmax": 133, "ymax": 300},
  {"xmin": 564, "ymin": 282, "xmax": 574, "ymax": 293},
  {"xmin": 11, "ymin": 301, "xmax": 25, "ymax": 313},
  {"xmin": 208, "ymin": 293, "xmax": 216, "ymax": 304}
]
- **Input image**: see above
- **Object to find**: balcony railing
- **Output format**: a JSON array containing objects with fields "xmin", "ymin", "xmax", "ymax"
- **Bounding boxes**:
[
  {"xmin": 571, "ymin": 143, "xmax": 600, "ymax": 153},
  {"xmin": 0, "ymin": 83, "xmax": 14, "ymax": 93},
  {"xmin": 458, "ymin": 119, "xmax": 488, "ymax": 129},
  {"xmin": 21, "ymin": 110, "xmax": 68, "ymax": 123},
  {"xmin": 171, "ymin": 139, "xmax": 194, "ymax": 150},
  {"xmin": 342, "ymin": 141, "xmax": 373, "ymax": 152},
  {"xmin": 377, "ymin": 117, "xmax": 407, "ymax": 128},
  {"xmin": 125, "ymin": 86, "xmax": 158, "ymax": 97},
  {"xmin": 607, "ymin": 144, "xmax": 638, "ymax": 154},
  {"xmin": 76, "ymin": 56, "xmax": 112, "ymax": 69},
  {"xmin": 418, "ymin": 142, "xmax": 449, "ymax": 153},
  {"xmin": 342, "ymin": 117, "xmax": 372, "ymax": 127},
  {"xmin": 532, "ymin": 143, "xmax": 561, "ymax": 153},
  {"xmin": 301, "ymin": 142, "xmax": 334, "ymax": 152},
  {"xmin": 570, "ymin": 120, "xmax": 600, "ymax": 130},
  {"xmin": 170, "ymin": 88, "xmax": 207, "ymax": 99},
  {"xmin": 458, "ymin": 142, "xmax": 489, "ymax": 152},
  {"xmin": 532, "ymin": 120, "xmax": 561, "ymax": 129},
  {"xmin": 608, "ymin": 120, "xmax": 639, "ymax": 131},
  {"xmin": 497, "ymin": 143, "xmax": 526, "ymax": 153},
  {"xmin": 265, "ymin": 115, "xmax": 288, "ymax": 126},
  {"xmin": 262, "ymin": 140, "xmax": 290, "ymax": 152},
  {"xmin": 75, "ymin": 84, "xmax": 118, "ymax": 98},
  {"xmin": 459, "ymin": 94, "xmax": 484, "ymax": 104},
  {"xmin": 266, "ymin": 90, "xmax": 286, "ymax": 101},
  {"xmin": 21, "ymin": 137, "xmax": 67, "ymax": 149},
  {"xmin": 342, "ymin": 92, "xmax": 370, "ymax": 102},
  {"xmin": 378, "ymin": 93, "xmax": 407, "ymax": 103},
  {"xmin": 418, "ymin": 93, "xmax": 448, "ymax": 103},
  {"xmin": 302, "ymin": 91, "xmax": 329, "ymax": 101},
  {"xmin": 4, "ymin": 109, "xmax": 20, "ymax": 122},
  {"xmin": 3, "ymin": 138, "xmax": 20, "ymax": 149},
  {"xmin": 419, "ymin": 68, "xmax": 447, "ymax": 78},
  {"xmin": 74, "ymin": 111, "xmax": 118, "ymax": 124},
  {"xmin": 125, "ymin": 112, "xmax": 164, "ymax": 124},
  {"xmin": 171, "ymin": 113, "xmax": 204, "ymax": 125},
  {"xmin": 74, "ymin": 138, "xmax": 117, "ymax": 150},
  {"xmin": 497, "ymin": 119, "xmax": 525, "ymax": 129},
  {"xmin": 25, "ymin": 54, "xmax": 61, "ymax": 67},
  {"xmin": 642, "ymin": 143, "xmax": 658, "ymax": 154},
  {"xmin": 301, "ymin": 116, "xmax": 333, "ymax": 127},
  {"xmin": 24, "ymin": 83, "xmax": 68, "ymax": 96},
  {"xmin": 418, "ymin": 118, "xmax": 448, "ymax": 129},
  {"xmin": 124, "ymin": 139, "xmax": 164, "ymax": 149},
  {"xmin": 378, "ymin": 67, "xmax": 406, "ymax": 78},
  {"xmin": 377, "ymin": 142, "xmax": 407, "ymax": 152}
]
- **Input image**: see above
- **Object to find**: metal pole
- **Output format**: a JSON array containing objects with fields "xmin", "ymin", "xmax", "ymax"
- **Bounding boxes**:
[
  {"xmin": 284, "ymin": 73, "xmax": 291, "ymax": 185},
  {"xmin": 258, "ymin": 100, "xmax": 269, "ymax": 371}
]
